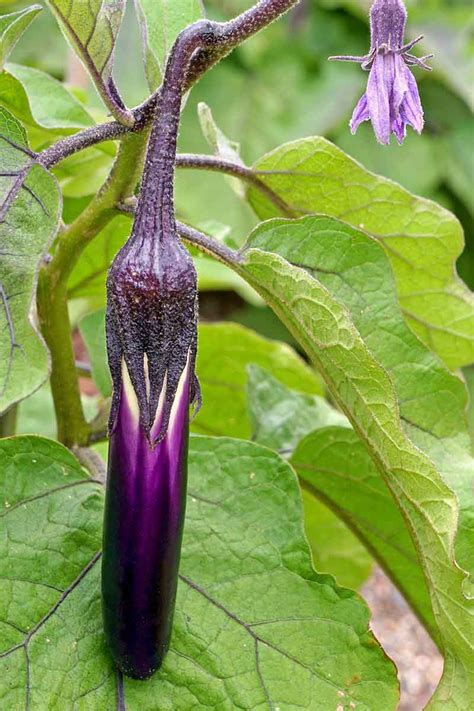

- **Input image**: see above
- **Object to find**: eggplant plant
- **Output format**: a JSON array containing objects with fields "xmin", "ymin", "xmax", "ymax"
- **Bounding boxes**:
[{"xmin": 0, "ymin": 0, "xmax": 473, "ymax": 709}]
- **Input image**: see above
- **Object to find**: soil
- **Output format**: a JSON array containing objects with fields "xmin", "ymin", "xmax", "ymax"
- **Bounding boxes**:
[{"xmin": 362, "ymin": 567, "xmax": 443, "ymax": 711}]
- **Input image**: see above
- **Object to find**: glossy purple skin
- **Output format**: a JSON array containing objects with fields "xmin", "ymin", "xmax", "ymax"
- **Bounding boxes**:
[{"xmin": 101, "ymin": 366, "xmax": 190, "ymax": 680}]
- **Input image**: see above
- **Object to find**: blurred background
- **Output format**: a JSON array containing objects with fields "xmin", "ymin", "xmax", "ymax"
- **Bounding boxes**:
[{"xmin": 1, "ymin": 0, "xmax": 473, "ymax": 708}]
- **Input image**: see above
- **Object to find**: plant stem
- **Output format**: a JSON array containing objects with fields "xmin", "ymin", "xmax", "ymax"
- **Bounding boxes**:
[
  {"xmin": 36, "ymin": 0, "xmax": 300, "ymax": 445},
  {"xmin": 37, "ymin": 133, "xmax": 148, "ymax": 447},
  {"xmin": 37, "ymin": 273, "xmax": 89, "ymax": 446},
  {"xmin": 177, "ymin": 221, "xmax": 242, "ymax": 264},
  {"xmin": 38, "ymin": 0, "xmax": 300, "ymax": 169},
  {"xmin": 175, "ymin": 154, "xmax": 296, "ymax": 217}
]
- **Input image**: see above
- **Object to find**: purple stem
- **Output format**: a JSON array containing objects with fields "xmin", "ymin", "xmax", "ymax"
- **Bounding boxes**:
[{"xmin": 38, "ymin": 0, "xmax": 300, "ymax": 169}]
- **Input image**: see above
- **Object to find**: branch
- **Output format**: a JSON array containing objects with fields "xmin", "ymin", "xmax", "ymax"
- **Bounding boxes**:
[
  {"xmin": 175, "ymin": 153, "xmax": 296, "ymax": 217},
  {"xmin": 38, "ymin": 0, "xmax": 300, "ymax": 169},
  {"xmin": 177, "ymin": 221, "xmax": 242, "ymax": 265}
]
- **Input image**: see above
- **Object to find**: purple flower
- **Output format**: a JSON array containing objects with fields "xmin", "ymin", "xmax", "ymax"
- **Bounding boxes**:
[{"xmin": 329, "ymin": 0, "xmax": 433, "ymax": 144}]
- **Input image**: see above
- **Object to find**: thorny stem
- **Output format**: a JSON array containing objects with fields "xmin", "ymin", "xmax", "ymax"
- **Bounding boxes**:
[{"xmin": 34, "ymin": 0, "xmax": 300, "ymax": 446}]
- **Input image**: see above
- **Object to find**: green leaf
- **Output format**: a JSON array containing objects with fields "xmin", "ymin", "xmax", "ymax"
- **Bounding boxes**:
[
  {"xmin": 0, "ymin": 5, "xmax": 42, "ymax": 70},
  {"xmin": 198, "ymin": 101, "xmax": 245, "ymax": 197},
  {"xmin": 246, "ymin": 362, "xmax": 436, "ymax": 630},
  {"xmin": 247, "ymin": 215, "xmax": 474, "ymax": 586},
  {"xmin": 44, "ymin": 0, "xmax": 125, "ymax": 85},
  {"xmin": 247, "ymin": 136, "xmax": 474, "ymax": 370},
  {"xmin": 0, "ymin": 436, "xmax": 102, "ymax": 653},
  {"xmin": 194, "ymin": 322, "xmax": 323, "ymax": 438},
  {"xmin": 134, "ymin": 0, "xmax": 204, "ymax": 90},
  {"xmin": 247, "ymin": 365, "xmax": 372, "ymax": 592},
  {"xmin": 68, "ymin": 214, "xmax": 131, "ymax": 302},
  {"xmin": 247, "ymin": 364, "xmax": 348, "ymax": 452},
  {"xmin": 302, "ymin": 489, "xmax": 373, "ymax": 592},
  {"xmin": 295, "ymin": 427, "xmax": 437, "ymax": 637},
  {"xmin": 0, "ymin": 109, "xmax": 61, "ymax": 413},
  {"xmin": 78, "ymin": 310, "xmax": 111, "ymax": 398},
  {"xmin": 0, "ymin": 105, "xmax": 26, "ymax": 145},
  {"xmin": 232, "ymin": 232, "xmax": 474, "ymax": 708},
  {"xmin": 0, "ymin": 435, "xmax": 398, "ymax": 708},
  {"xmin": 0, "ymin": 63, "xmax": 94, "ymax": 134}
]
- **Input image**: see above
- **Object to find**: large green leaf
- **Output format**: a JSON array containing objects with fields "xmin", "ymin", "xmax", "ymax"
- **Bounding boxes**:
[
  {"xmin": 247, "ymin": 365, "xmax": 373, "ymax": 591},
  {"xmin": 44, "ymin": 0, "xmax": 125, "ymax": 86},
  {"xmin": 0, "ymin": 109, "xmax": 61, "ymax": 413},
  {"xmin": 231, "ymin": 234, "xmax": 474, "ymax": 708},
  {"xmin": 247, "ymin": 137, "xmax": 474, "ymax": 370},
  {"xmin": 247, "ymin": 215, "xmax": 474, "ymax": 585},
  {"xmin": 0, "ymin": 435, "xmax": 398, "ymax": 709},
  {"xmin": 0, "ymin": 5, "xmax": 42, "ymax": 70},
  {"xmin": 246, "ymin": 362, "xmax": 436, "ymax": 635},
  {"xmin": 0, "ymin": 63, "xmax": 94, "ymax": 134},
  {"xmin": 194, "ymin": 322, "xmax": 323, "ymax": 437},
  {"xmin": 134, "ymin": 0, "xmax": 204, "ymax": 90}
]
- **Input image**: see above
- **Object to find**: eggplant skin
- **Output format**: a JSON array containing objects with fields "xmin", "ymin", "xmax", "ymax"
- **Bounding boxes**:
[{"xmin": 102, "ymin": 363, "xmax": 190, "ymax": 680}]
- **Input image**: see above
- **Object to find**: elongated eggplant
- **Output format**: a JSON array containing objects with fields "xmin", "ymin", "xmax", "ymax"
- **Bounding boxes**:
[
  {"xmin": 102, "ymin": 226, "xmax": 199, "ymax": 679},
  {"xmin": 101, "ymin": 22, "xmax": 203, "ymax": 677},
  {"xmin": 102, "ymin": 356, "xmax": 191, "ymax": 679}
]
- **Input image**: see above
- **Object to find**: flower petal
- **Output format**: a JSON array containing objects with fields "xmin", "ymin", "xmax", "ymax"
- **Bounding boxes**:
[
  {"xmin": 400, "ymin": 65, "xmax": 424, "ymax": 133},
  {"xmin": 392, "ymin": 115, "xmax": 406, "ymax": 144},
  {"xmin": 392, "ymin": 53, "xmax": 409, "ymax": 120},
  {"xmin": 350, "ymin": 93, "xmax": 370, "ymax": 133},
  {"xmin": 366, "ymin": 53, "xmax": 392, "ymax": 144}
]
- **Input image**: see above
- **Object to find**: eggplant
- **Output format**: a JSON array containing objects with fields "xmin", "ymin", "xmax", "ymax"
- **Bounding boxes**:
[{"xmin": 102, "ymin": 356, "xmax": 191, "ymax": 679}]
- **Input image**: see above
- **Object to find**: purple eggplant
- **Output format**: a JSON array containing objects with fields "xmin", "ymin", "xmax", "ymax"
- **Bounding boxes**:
[
  {"xmin": 101, "ymin": 18, "xmax": 206, "ymax": 680},
  {"xmin": 102, "ymin": 356, "xmax": 191, "ymax": 678},
  {"xmin": 102, "ymin": 214, "xmax": 200, "ymax": 678}
]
